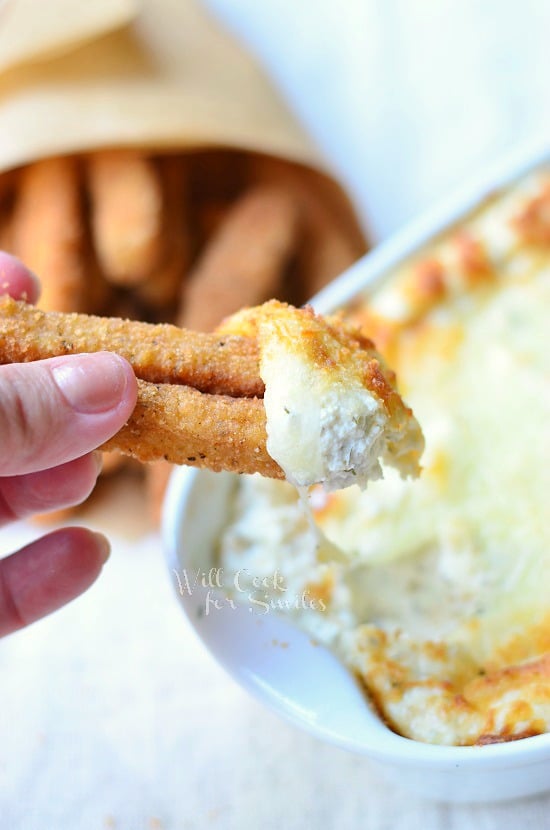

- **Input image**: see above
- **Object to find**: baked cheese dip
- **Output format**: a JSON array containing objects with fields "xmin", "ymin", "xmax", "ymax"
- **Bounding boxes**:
[{"xmin": 217, "ymin": 168, "xmax": 550, "ymax": 746}]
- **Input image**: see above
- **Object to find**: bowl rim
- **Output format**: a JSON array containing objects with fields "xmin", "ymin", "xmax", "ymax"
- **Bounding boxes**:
[
  {"xmin": 311, "ymin": 135, "xmax": 548, "ymax": 315},
  {"xmin": 162, "ymin": 135, "xmax": 550, "ymax": 767}
]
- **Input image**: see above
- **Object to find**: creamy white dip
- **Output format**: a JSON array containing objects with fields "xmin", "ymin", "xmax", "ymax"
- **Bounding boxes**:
[{"xmin": 217, "ymin": 170, "xmax": 550, "ymax": 746}]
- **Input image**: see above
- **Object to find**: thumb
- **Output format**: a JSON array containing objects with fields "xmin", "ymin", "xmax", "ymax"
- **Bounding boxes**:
[{"xmin": 0, "ymin": 352, "xmax": 137, "ymax": 476}]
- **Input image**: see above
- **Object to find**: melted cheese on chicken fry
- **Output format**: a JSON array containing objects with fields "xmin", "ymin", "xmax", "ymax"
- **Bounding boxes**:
[{"xmin": 218, "ymin": 300, "xmax": 424, "ymax": 490}]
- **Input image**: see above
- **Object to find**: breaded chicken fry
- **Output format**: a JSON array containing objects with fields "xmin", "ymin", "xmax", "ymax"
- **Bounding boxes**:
[
  {"xmin": 87, "ymin": 150, "xmax": 164, "ymax": 286},
  {"xmin": 250, "ymin": 156, "xmax": 367, "ymax": 301},
  {"xmin": 136, "ymin": 155, "xmax": 190, "ymax": 309},
  {"xmin": 182, "ymin": 185, "xmax": 299, "ymax": 332},
  {"xmin": 11, "ymin": 156, "xmax": 86, "ymax": 312},
  {"xmin": 0, "ymin": 297, "xmax": 424, "ymax": 487},
  {"xmin": 146, "ymin": 183, "xmax": 297, "ymax": 521},
  {"xmin": 102, "ymin": 379, "xmax": 281, "ymax": 477},
  {"xmin": 0, "ymin": 295, "xmax": 262, "ymax": 397}
]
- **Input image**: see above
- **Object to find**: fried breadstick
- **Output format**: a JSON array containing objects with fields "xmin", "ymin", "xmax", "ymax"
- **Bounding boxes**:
[
  {"xmin": 0, "ymin": 295, "xmax": 262, "ymax": 397},
  {"xmin": 182, "ymin": 185, "xmax": 300, "ymax": 332},
  {"xmin": 0, "ymin": 298, "xmax": 424, "ymax": 487},
  {"xmin": 81, "ymin": 228, "xmax": 114, "ymax": 316},
  {"xmin": 11, "ymin": 156, "xmax": 87, "ymax": 312},
  {"xmin": 136, "ymin": 155, "xmax": 190, "ymax": 309},
  {"xmin": 0, "ymin": 296, "xmax": 277, "ymax": 478},
  {"xmin": 146, "ymin": 183, "xmax": 297, "ymax": 521},
  {"xmin": 101, "ymin": 379, "xmax": 282, "ymax": 478},
  {"xmin": 87, "ymin": 150, "xmax": 164, "ymax": 286},
  {"xmin": 250, "ymin": 156, "xmax": 367, "ymax": 301}
]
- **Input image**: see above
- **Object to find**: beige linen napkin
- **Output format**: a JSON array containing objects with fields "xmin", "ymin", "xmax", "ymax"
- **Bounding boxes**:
[{"xmin": 0, "ymin": 0, "xmax": 326, "ymax": 174}]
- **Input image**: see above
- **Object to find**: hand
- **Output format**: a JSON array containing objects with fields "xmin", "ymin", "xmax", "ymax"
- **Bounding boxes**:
[{"xmin": 0, "ymin": 253, "xmax": 138, "ymax": 636}]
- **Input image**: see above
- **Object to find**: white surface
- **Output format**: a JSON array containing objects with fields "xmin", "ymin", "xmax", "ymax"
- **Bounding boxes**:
[
  {"xmin": 3, "ymin": 520, "xmax": 550, "ymax": 828},
  {"xmin": 2, "ymin": 1, "xmax": 550, "ymax": 827},
  {"xmin": 205, "ymin": 0, "xmax": 550, "ymax": 241}
]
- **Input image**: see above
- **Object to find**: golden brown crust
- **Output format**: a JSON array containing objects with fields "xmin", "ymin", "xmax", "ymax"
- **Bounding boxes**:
[
  {"xmin": 11, "ymin": 156, "xmax": 87, "ymax": 312},
  {"xmin": 135, "ymin": 154, "xmax": 191, "ymax": 310},
  {"xmin": 145, "ymin": 181, "xmax": 299, "ymax": 517},
  {"xmin": 410, "ymin": 258, "xmax": 446, "ymax": 304},
  {"xmin": 512, "ymin": 183, "xmax": 550, "ymax": 245},
  {"xmin": 86, "ymin": 150, "xmax": 164, "ymax": 286},
  {"xmin": 349, "ymin": 180, "xmax": 550, "ymax": 359},
  {"xmin": 0, "ymin": 295, "xmax": 262, "ymax": 397},
  {"xmin": 249, "ymin": 154, "xmax": 367, "ymax": 302},
  {"xmin": 452, "ymin": 231, "xmax": 493, "ymax": 285},
  {"xmin": 182, "ymin": 185, "xmax": 300, "ymax": 332},
  {"xmin": 0, "ymin": 296, "xmax": 422, "ymax": 483},
  {"xmin": 101, "ymin": 379, "xmax": 282, "ymax": 478}
]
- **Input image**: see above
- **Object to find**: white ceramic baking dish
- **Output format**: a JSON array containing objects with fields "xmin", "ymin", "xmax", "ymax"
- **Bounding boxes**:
[{"xmin": 162, "ymin": 137, "xmax": 550, "ymax": 803}]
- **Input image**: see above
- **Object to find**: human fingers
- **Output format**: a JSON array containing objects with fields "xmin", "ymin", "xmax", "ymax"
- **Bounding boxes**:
[
  {"xmin": 0, "ymin": 452, "xmax": 102, "ymax": 526},
  {"xmin": 0, "ymin": 527, "xmax": 109, "ymax": 637},
  {"xmin": 0, "ymin": 251, "xmax": 40, "ymax": 303},
  {"xmin": 0, "ymin": 352, "xmax": 137, "ymax": 477}
]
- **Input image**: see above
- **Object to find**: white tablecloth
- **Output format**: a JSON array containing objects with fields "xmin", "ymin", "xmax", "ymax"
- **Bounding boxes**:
[
  {"xmin": 1, "ymin": 2, "xmax": 549, "ymax": 827},
  {"xmin": 2, "ymin": 515, "xmax": 550, "ymax": 829}
]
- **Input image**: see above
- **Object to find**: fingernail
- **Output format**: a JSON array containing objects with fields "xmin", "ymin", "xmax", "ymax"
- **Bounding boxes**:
[
  {"xmin": 52, "ymin": 353, "xmax": 129, "ymax": 414},
  {"xmin": 93, "ymin": 532, "xmax": 111, "ymax": 564}
]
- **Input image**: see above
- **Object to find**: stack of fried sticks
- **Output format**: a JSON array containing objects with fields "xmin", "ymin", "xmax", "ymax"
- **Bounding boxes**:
[{"xmin": 0, "ymin": 148, "xmax": 367, "ymax": 522}]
